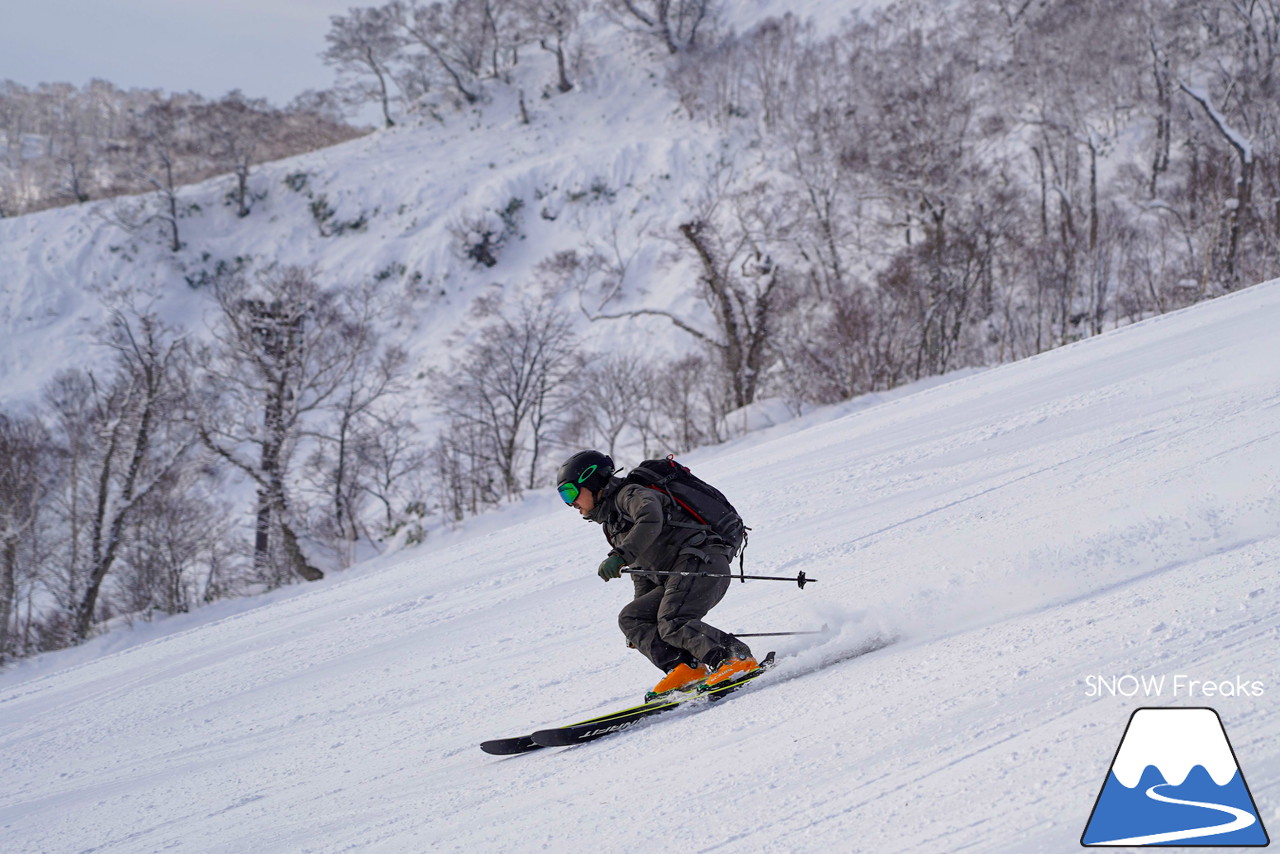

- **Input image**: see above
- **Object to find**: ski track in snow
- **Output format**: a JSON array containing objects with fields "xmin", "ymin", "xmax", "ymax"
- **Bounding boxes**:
[{"xmin": 2, "ymin": 281, "xmax": 1278, "ymax": 851}]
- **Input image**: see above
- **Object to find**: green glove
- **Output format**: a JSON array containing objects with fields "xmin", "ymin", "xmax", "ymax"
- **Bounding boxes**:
[{"xmin": 597, "ymin": 553, "xmax": 626, "ymax": 582}]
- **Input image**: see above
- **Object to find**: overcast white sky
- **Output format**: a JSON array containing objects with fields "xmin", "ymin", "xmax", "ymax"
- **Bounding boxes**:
[{"xmin": 0, "ymin": 0, "xmax": 359, "ymax": 104}]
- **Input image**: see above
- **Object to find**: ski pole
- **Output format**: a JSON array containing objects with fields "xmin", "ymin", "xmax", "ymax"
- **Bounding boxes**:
[
  {"xmin": 732, "ymin": 626, "xmax": 829, "ymax": 638},
  {"xmin": 620, "ymin": 566, "xmax": 816, "ymax": 589}
]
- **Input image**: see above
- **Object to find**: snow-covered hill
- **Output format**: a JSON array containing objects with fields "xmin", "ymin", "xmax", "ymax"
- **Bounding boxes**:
[
  {"xmin": 3, "ymin": 276, "xmax": 1277, "ymax": 853},
  {"xmin": 0, "ymin": 15, "xmax": 733, "ymax": 405},
  {"xmin": 0, "ymin": 1, "xmax": 913, "ymax": 410}
]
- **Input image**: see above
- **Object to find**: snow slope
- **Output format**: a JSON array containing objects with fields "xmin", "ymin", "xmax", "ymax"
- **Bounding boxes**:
[
  {"xmin": 0, "ymin": 0, "xmax": 902, "ymax": 412},
  {"xmin": 3, "ymin": 276, "xmax": 1278, "ymax": 852},
  {"xmin": 0, "ymin": 20, "xmax": 729, "ymax": 407}
]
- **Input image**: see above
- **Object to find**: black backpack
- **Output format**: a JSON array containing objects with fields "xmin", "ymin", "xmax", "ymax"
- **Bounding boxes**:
[{"xmin": 623, "ymin": 456, "xmax": 748, "ymax": 559}]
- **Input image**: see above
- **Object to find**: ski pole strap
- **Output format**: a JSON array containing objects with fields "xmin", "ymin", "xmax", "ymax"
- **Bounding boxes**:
[{"xmin": 619, "ymin": 567, "xmax": 815, "ymax": 589}]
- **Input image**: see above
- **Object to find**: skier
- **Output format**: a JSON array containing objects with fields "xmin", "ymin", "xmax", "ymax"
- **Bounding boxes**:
[{"xmin": 556, "ymin": 450, "xmax": 757, "ymax": 699}]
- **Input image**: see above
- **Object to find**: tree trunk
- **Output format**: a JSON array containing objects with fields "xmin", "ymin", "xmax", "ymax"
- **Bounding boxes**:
[
  {"xmin": 0, "ymin": 536, "xmax": 16, "ymax": 658},
  {"xmin": 1180, "ymin": 82, "xmax": 1253, "ymax": 287},
  {"xmin": 255, "ymin": 434, "xmax": 279, "ymax": 570},
  {"xmin": 550, "ymin": 38, "xmax": 572, "ymax": 92},
  {"xmin": 255, "ymin": 485, "xmax": 272, "ymax": 568},
  {"xmin": 679, "ymin": 221, "xmax": 748, "ymax": 408},
  {"xmin": 365, "ymin": 46, "xmax": 396, "ymax": 128},
  {"xmin": 164, "ymin": 158, "xmax": 181, "ymax": 252},
  {"xmin": 271, "ymin": 488, "xmax": 324, "ymax": 582},
  {"xmin": 235, "ymin": 163, "xmax": 251, "ymax": 218}
]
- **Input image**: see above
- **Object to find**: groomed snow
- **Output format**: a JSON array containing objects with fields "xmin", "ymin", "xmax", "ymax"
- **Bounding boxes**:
[{"xmin": 3, "ymin": 278, "xmax": 1278, "ymax": 853}]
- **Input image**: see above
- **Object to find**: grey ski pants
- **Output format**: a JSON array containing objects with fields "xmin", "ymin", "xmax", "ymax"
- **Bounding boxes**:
[{"xmin": 617, "ymin": 548, "xmax": 745, "ymax": 672}]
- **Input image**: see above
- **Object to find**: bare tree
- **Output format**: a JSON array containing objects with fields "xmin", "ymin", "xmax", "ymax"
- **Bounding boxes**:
[
  {"xmin": 127, "ymin": 98, "xmax": 194, "ymax": 252},
  {"xmin": 197, "ymin": 268, "xmax": 398, "ymax": 584},
  {"xmin": 1189, "ymin": 0, "xmax": 1280, "ymax": 287},
  {"xmin": 777, "ymin": 284, "xmax": 888, "ymax": 406},
  {"xmin": 516, "ymin": 0, "xmax": 586, "ymax": 92},
  {"xmin": 350, "ymin": 401, "xmax": 428, "ymax": 541},
  {"xmin": 197, "ymin": 268, "xmax": 368, "ymax": 584},
  {"xmin": 323, "ymin": 6, "xmax": 404, "ymax": 127},
  {"xmin": 115, "ymin": 486, "xmax": 235, "ymax": 622},
  {"xmin": 608, "ymin": 0, "xmax": 718, "ymax": 54},
  {"xmin": 56, "ymin": 112, "xmax": 97, "ymax": 205},
  {"xmin": 581, "ymin": 197, "xmax": 788, "ymax": 413},
  {"xmin": 1, "ymin": 79, "xmax": 363, "ymax": 219},
  {"xmin": 39, "ymin": 312, "xmax": 197, "ymax": 643},
  {"xmin": 430, "ymin": 417, "xmax": 500, "ymax": 522},
  {"xmin": 568, "ymin": 353, "xmax": 656, "ymax": 457},
  {"xmin": 195, "ymin": 92, "xmax": 275, "ymax": 218},
  {"xmin": 676, "ymin": 216, "xmax": 786, "ymax": 409},
  {"xmin": 0, "ymin": 413, "xmax": 53, "ymax": 660},
  {"xmin": 392, "ymin": 0, "xmax": 495, "ymax": 105},
  {"xmin": 303, "ymin": 330, "xmax": 412, "ymax": 567},
  {"xmin": 1179, "ymin": 82, "xmax": 1254, "ymax": 288},
  {"xmin": 669, "ymin": 13, "xmax": 812, "ymax": 133},
  {"xmin": 434, "ymin": 296, "xmax": 579, "ymax": 500},
  {"xmin": 652, "ymin": 353, "xmax": 718, "ymax": 452}
]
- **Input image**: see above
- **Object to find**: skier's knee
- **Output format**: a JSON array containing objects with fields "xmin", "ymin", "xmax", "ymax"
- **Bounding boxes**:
[{"xmin": 618, "ymin": 604, "xmax": 644, "ymax": 634}]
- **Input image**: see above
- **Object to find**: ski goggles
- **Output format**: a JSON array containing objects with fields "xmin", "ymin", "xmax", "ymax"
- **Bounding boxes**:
[
  {"xmin": 558, "ymin": 464, "xmax": 601, "ymax": 504},
  {"xmin": 557, "ymin": 481, "xmax": 581, "ymax": 504}
]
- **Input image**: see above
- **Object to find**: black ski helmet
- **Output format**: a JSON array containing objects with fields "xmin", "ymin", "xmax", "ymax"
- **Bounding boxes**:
[{"xmin": 556, "ymin": 450, "xmax": 614, "ymax": 503}]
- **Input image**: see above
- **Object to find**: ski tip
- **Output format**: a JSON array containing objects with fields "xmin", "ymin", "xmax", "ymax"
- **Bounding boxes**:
[{"xmin": 480, "ymin": 736, "xmax": 542, "ymax": 755}]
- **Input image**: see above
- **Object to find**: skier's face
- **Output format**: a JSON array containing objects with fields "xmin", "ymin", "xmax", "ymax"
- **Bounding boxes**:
[{"xmin": 572, "ymin": 487, "xmax": 596, "ymax": 517}]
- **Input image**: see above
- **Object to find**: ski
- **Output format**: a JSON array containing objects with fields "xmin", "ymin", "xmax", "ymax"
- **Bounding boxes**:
[
  {"xmin": 530, "ymin": 652, "xmax": 776, "ymax": 748},
  {"xmin": 480, "ymin": 697, "xmax": 665, "ymax": 756},
  {"xmin": 480, "ymin": 686, "xmax": 716, "ymax": 755},
  {"xmin": 480, "ymin": 635, "xmax": 899, "ymax": 755},
  {"xmin": 481, "ymin": 693, "xmax": 694, "ymax": 756},
  {"xmin": 480, "ymin": 652, "xmax": 776, "ymax": 755}
]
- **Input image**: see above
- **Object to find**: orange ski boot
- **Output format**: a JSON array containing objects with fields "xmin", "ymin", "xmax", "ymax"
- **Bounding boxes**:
[
  {"xmin": 702, "ymin": 654, "xmax": 759, "ymax": 690},
  {"xmin": 646, "ymin": 662, "xmax": 709, "ymax": 701}
]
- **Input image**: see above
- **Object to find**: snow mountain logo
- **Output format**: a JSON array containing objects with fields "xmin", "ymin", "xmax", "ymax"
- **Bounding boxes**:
[{"xmin": 1081, "ymin": 707, "xmax": 1269, "ymax": 847}]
